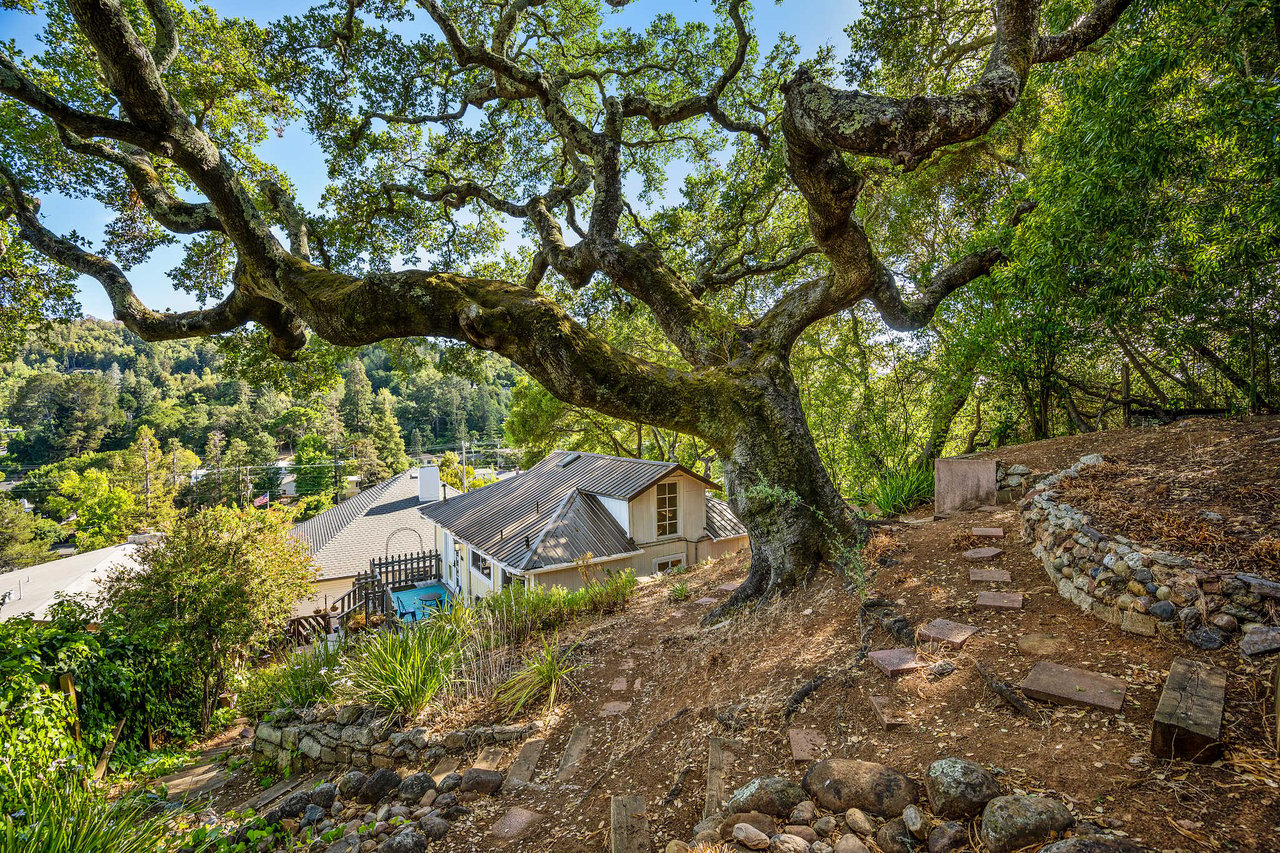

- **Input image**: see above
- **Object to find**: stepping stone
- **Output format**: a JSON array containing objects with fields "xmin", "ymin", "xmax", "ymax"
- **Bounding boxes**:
[
  {"xmin": 976, "ymin": 591, "xmax": 1023, "ymax": 610},
  {"xmin": 431, "ymin": 756, "xmax": 460, "ymax": 784},
  {"xmin": 610, "ymin": 677, "xmax": 629, "ymax": 692},
  {"xmin": 620, "ymin": 658, "xmax": 635, "ymax": 670},
  {"xmin": 969, "ymin": 568, "xmax": 1012, "ymax": 583},
  {"xmin": 869, "ymin": 648, "xmax": 925, "ymax": 677},
  {"xmin": 964, "ymin": 546, "xmax": 1005, "ymax": 561},
  {"xmin": 694, "ymin": 597, "xmax": 718, "ymax": 605},
  {"xmin": 917, "ymin": 618, "xmax": 980, "ymax": 649},
  {"xmin": 1017, "ymin": 633, "xmax": 1065, "ymax": 657},
  {"xmin": 490, "ymin": 806, "xmax": 543, "ymax": 843},
  {"xmin": 869, "ymin": 695, "xmax": 908, "ymax": 730},
  {"xmin": 632, "ymin": 678, "xmax": 643, "ymax": 691},
  {"xmin": 1021, "ymin": 661, "xmax": 1127, "ymax": 712},
  {"xmin": 900, "ymin": 516, "xmax": 932, "ymax": 526},
  {"xmin": 506, "ymin": 738, "xmax": 545, "ymax": 784},
  {"xmin": 600, "ymin": 701, "xmax": 632, "ymax": 716},
  {"xmin": 971, "ymin": 527, "xmax": 1005, "ymax": 538},
  {"xmin": 474, "ymin": 746, "xmax": 505, "ymax": 771},
  {"xmin": 609, "ymin": 795, "xmax": 650, "ymax": 853},
  {"xmin": 555, "ymin": 724, "xmax": 593, "ymax": 782},
  {"xmin": 1151, "ymin": 658, "xmax": 1227, "ymax": 763},
  {"xmin": 787, "ymin": 728, "xmax": 826, "ymax": 763},
  {"xmin": 668, "ymin": 609, "xmax": 686, "ymax": 617},
  {"xmin": 975, "ymin": 505, "xmax": 1001, "ymax": 513},
  {"xmin": 718, "ymin": 581, "xmax": 742, "ymax": 592}
]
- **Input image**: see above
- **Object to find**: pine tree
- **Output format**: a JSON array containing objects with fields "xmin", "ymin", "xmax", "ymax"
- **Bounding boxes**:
[
  {"xmin": 340, "ymin": 360, "xmax": 374, "ymax": 433},
  {"xmin": 370, "ymin": 388, "xmax": 410, "ymax": 473},
  {"xmin": 409, "ymin": 428, "xmax": 424, "ymax": 458}
]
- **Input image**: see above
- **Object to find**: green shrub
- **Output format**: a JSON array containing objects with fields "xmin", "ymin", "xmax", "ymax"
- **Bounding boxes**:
[
  {"xmin": 859, "ymin": 467, "xmax": 934, "ymax": 515},
  {"xmin": 667, "ymin": 581, "xmax": 690, "ymax": 602},
  {"xmin": 338, "ymin": 624, "xmax": 460, "ymax": 716},
  {"xmin": 238, "ymin": 641, "xmax": 343, "ymax": 720},
  {"xmin": 495, "ymin": 638, "xmax": 580, "ymax": 717},
  {"xmin": 0, "ymin": 783, "xmax": 176, "ymax": 853}
]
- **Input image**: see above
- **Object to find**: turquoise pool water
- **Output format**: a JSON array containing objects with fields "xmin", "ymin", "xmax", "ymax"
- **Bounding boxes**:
[{"xmin": 390, "ymin": 583, "xmax": 451, "ymax": 621}]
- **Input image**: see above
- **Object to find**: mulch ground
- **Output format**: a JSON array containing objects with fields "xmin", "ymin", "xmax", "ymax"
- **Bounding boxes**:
[{"xmin": 199, "ymin": 417, "xmax": 1280, "ymax": 851}]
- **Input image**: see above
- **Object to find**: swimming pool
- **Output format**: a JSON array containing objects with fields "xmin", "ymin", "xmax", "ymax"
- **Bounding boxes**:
[{"xmin": 390, "ymin": 583, "xmax": 451, "ymax": 622}]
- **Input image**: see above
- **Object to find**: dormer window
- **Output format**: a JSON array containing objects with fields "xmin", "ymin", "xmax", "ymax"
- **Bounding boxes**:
[{"xmin": 656, "ymin": 481, "xmax": 679, "ymax": 537}]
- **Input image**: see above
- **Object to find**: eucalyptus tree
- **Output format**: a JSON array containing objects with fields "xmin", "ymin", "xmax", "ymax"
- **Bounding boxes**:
[{"xmin": 0, "ymin": 0, "xmax": 1130, "ymax": 608}]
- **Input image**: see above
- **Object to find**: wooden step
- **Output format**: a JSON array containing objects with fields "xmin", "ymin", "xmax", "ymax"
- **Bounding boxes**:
[
  {"xmin": 703, "ymin": 736, "xmax": 729, "ymax": 819},
  {"xmin": 430, "ymin": 756, "xmax": 460, "ymax": 783},
  {"xmin": 1151, "ymin": 658, "xmax": 1227, "ymax": 762},
  {"xmin": 506, "ymin": 738, "xmax": 545, "ymax": 784},
  {"xmin": 473, "ymin": 745, "xmax": 506, "ymax": 771},
  {"xmin": 555, "ymin": 724, "xmax": 593, "ymax": 782},
  {"xmin": 609, "ymin": 795, "xmax": 650, "ymax": 853}
]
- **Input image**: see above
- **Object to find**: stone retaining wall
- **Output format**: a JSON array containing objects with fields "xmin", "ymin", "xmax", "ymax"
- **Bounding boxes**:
[
  {"xmin": 1019, "ymin": 454, "xmax": 1276, "ymax": 650},
  {"xmin": 252, "ymin": 704, "xmax": 537, "ymax": 775}
]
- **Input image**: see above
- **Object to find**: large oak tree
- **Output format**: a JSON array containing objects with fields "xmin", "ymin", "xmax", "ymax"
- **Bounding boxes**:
[{"xmin": 0, "ymin": 0, "xmax": 1130, "ymax": 612}]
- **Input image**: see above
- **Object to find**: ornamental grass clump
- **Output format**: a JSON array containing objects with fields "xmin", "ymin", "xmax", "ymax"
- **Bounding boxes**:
[
  {"xmin": 495, "ymin": 637, "xmax": 580, "ymax": 717},
  {"xmin": 337, "ymin": 623, "xmax": 460, "ymax": 716},
  {"xmin": 0, "ymin": 783, "xmax": 177, "ymax": 853},
  {"xmin": 239, "ymin": 639, "xmax": 344, "ymax": 720}
]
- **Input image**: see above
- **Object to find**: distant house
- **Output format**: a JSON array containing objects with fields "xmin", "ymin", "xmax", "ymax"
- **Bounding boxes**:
[
  {"xmin": 0, "ymin": 541, "xmax": 145, "ymax": 622},
  {"xmin": 289, "ymin": 470, "xmax": 457, "ymax": 615},
  {"xmin": 419, "ymin": 450, "xmax": 748, "ymax": 600}
]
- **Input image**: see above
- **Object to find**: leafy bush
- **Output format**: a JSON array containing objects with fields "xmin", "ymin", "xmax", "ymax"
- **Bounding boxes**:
[
  {"xmin": 337, "ymin": 624, "xmax": 460, "ymax": 716},
  {"xmin": 0, "ymin": 783, "xmax": 176, "ymax": 853},
  {"xmin": 859, "ymin": 467, "xmax": 934, "ymax": 515},
  {"xmin": 667, "ymin": 581, "xmax": 690, "ymax": 602},
  {"xmin": 495, "ymin": 638, "xmax": 580, "ymax": 716},
  {"xmin": 238, "ymin": 641, "xmax": 343, "ymax": 721}
]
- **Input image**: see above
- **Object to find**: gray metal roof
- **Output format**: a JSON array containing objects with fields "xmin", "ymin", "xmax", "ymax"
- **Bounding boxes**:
[
  {"xmin": 705, "ymin": 495, "xmax": 748, "ymax": 541},
  {"xmin": 527, "ymin": 490, "xmax": 636, "ymax": 568},
  {"xmin": 291, "ymin": 471, "xmax": 443, "ymax": 580},
  {"xmin": 0, "ymin": 543, "xmax": 142, "ymax": 621},
  {"xmin": 420, "ymin": 450, "xmax": 719, "ymax": 570}
]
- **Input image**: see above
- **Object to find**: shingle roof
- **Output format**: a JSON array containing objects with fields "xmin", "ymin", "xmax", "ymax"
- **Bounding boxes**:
[
  {"xmin": 705, "ymin": 495, "xmax": 748, "ymax": 541},
  {"xmin": 420, "ymin": 450, "xmax": 720, "ymax": 571},
  {"xmin": 291, "ymin": 471, "xmax": 443, "ymax": 580}
]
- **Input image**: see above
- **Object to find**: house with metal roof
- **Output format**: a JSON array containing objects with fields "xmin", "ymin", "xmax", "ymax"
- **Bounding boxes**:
[
  {"xmin": 289, "ymin": 469, "xmax": 457, "ymax": 615},
  {"xmin": 418, "ymin": 450, "xmax": 749, "ymax": 600}
]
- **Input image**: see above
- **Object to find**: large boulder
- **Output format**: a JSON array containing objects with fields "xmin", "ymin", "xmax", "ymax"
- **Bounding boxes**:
[
  {"xmin": 357, "ymin": 768, "xmax": 402, "ymax": 804},
  {"xmin": 980, "ymin": 795, "xmax": 1075, "ymax": 853},
  {"xmin": 727, "ymin": 777, "xmax": 808, "ymax": 818},
  {"xmin": 925, "ymin": 758, "xmax": 1001, "ymax": 819},
  {"xmin": 458, "ymin": 767, "xmax": 503, "ymax": 795},
  {"xmin": 802, "ymin": 760, "xmax": 919, "ymax": 816}
]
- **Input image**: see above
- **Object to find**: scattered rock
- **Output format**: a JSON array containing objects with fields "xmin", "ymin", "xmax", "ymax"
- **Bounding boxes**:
[
  {"xmin": 1184, "ymin": 625, "xmax": 1227, "ymax": 650},
  {"xmin": 902, "ymin": 804, "xmax": 929, "ymax": 839},
  {"xmin": 925, "ymin": 758, "xmax": 1001, "ymax": 819},
  {"xmin": 300, "ymin": 803, "xmax": 327, "ymax": 827},
  {"xmin": 357, "ymin": 768, "xmax": 401, "ymax": 804},
  {"xmin": 397, "ymin": 773, "xmax": 435, "ymax": 802},
  {"xmin": 844, "ymin": 807, "xmax": 877, "ymax": 836},
  {"xmin": 771, "ymin": 833, "xmax": 812, "ymax": 853},
  {"xmin": 665, "ymin": 842, "xmax": 691, "ymax": 853},
  {"xmin": 783, "ymin": 825, "xmax": 818, "ymax": 843},
  {"xmin": 813, "ymin": 815, "xmax": 836, "ymax": 837},
  {"xmin": 979, "ymin": 795, "xmax": 1074, "ymax": 853},
  {"xmin": 418, "ymin": 816, "xmax": 449, "ymax": 840},
  {"xmin": 733, "ymin": 822, "xmax": 771, "ymax": 850},
  {"xmin": 338, "ymin": 771, "xmax": 367, "ymax": 800},
  {"xmin": 927, "ymin": 821, "xmax": 967, "ymax": 853},
  {"xmin": 873, "ymin": 816, "xmax": 916, "ymax": 853},
  {"xmin": 458, "ymin": 768, "xmax": 502, "ymax": 796},
  {"xmin": 790, "ymin": 800, "xmax": 816, "ymax": 824},
  {"xmin": 436, "ymin": 772, "xmax": 462, "ymax": 794},
  {"xmin": 278, "ymin": 790, "xmax": 311, "ymax": 819},
  {"xmin": 802, "ymin": 759, "xmax": 919, "ymax": 816},
  {"xmin": 719, "ymin": 812, "xmax": 776, "ymax": 839},
  {"xmin": 832, "ymin": 835, "xmax": 870, "ymax": 853},
  {"xmin": 378, "ymin": 831, "xmax": 428, "ymax": 853},
  {"xmin": 727, "ymin": 776, "xmax": 807, "ymax": 817}
]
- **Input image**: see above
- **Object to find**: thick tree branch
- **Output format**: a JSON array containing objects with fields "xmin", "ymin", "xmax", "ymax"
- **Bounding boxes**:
[
  {"xmin": 56, "ymin": 127, "xmax": 223, "ymax": 235},
  {"xmin": 143, "ymin": 0, "xmax": 181, "ymax": 74}
]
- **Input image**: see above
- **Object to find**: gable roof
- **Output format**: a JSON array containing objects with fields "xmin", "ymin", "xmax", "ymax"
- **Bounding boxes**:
[
  {"xmin": 291, "ymin": 471, "xmax": 447, "ymax": 580},
  {"xmin": 420, "ymin": 450, "xmax": 723, "ymax": 571},
  {"xmin": 705, "ymin": 495, "xmax": 748, "ymax": 541}
]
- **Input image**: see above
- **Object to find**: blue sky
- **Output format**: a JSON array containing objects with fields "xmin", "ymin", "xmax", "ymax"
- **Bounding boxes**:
[{"xmin": 1, "ymin": 0, "xmax": 856, "ymax": 319}]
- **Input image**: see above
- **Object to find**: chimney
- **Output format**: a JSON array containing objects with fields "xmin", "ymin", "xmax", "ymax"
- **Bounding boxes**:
[{"xmin": 419, "ymin": 465, "xmax": 442, "ymax": 503}]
